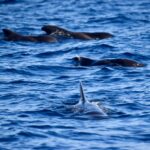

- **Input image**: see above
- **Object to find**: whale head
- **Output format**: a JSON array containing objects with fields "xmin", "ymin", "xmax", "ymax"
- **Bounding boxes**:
[
  {"xmin": 41, "ymin": 25, "xmax": 70, "ymax": 36},
  {"xmin": 73, "ymin": 56, "xmax": 95, "ymax": 66}
]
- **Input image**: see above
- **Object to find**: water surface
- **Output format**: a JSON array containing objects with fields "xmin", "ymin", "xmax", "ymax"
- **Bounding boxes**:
[{"xmin": 0, "ymin": 0, "xmax": 150, "ymax": 149}]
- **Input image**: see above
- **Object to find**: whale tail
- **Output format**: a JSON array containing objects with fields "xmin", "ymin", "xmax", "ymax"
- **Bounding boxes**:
[{"xmin": 80, "ymin": 81, "xmax": 86, "ymax": 104}]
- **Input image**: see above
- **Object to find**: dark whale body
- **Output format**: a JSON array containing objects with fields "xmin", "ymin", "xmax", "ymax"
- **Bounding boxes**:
[
  {"xmin": 2, "ymin": 29, "xmax": 57, "ymax": 42},
  {"xmin": 74, "ymin": 56, "xmax": 145, "ymax": 67},
  {"xmin": 42, "ymin": 25, "xmax": 113, "ymax": 40}
]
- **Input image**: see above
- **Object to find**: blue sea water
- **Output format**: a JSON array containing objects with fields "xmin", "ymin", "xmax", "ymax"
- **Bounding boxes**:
[{"xmin": 0, "ymin": 0, "xmax": 150, "ymax": 149}]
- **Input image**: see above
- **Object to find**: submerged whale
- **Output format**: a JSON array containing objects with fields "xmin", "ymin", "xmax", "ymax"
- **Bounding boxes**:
[
  {"xmin": 42, "ymin": 25, "xmax": 113, "ymax": 40},
  {"xmin": 74, "ymin": 56, "xmax": 145, "ymax": 67},
  {"xmin": 2, "ymin": 29, "xmax": 57, "ymax": 42},
  {"xmin": 69, "ymin": 82, "xmax": 107, "ymax": 116}
]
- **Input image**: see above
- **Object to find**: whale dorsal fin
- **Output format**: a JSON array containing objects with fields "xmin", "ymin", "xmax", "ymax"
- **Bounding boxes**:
[
  {"xmin": 80, "ymin": 81, "xmax": 86, "ymax": 104},
  {"xmin": 3, "ymin": 29, "xmax": 17, "ymax": 37}
]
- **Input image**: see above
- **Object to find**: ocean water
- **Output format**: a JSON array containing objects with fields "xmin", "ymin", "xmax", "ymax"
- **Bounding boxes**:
[{"xmin": 0, "ymin": 0, "xmax": 150, "ymax": 150}]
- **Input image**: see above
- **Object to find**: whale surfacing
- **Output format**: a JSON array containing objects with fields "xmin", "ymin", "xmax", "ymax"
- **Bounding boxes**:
[
  {"xmin": 2, "ymin": 29, "xmax": 57, "ymax": 43},
  {"xmin": 71, "ymin": 82, "xmax": 107, "ymax": 117},
  {"xmin": 74, "ymin": 56, "xmax": 145, "ymax": 67},
  {"xmin": 42, "ymin": 25, "xmax": 113, "ymax": 40}
]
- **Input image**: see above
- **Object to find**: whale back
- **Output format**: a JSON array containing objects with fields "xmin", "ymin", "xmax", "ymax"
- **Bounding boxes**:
[
  {"xmin": 74, "ymin": 56, "xmax": 95, "ymax": 66},
  {"xmin": 74, "ymin": 56, "xmax": 145, "ymax": 67},
  {"xmin": 2, "ymin": 28, "xmax": 57, "ymax": 42},
  {"xmin": 83, "ymin": 32, "xmax": 113, "ymax": 39}
]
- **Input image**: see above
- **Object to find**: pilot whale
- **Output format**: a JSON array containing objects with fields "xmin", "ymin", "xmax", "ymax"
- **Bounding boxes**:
[
  {"xmin": 42, "ymin": 25, "xmax": 113, "ymax": 40},
  {"xmin": 74, "ymin": 56, "xmax": 145, "ymax": 67},
  {"xmin": 2, "ymin": 29, "xmax": 57, "ymax": 42},
  {"xmin": 70, "ymin": 82, "xmax": 107, "ymax": 116}
]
